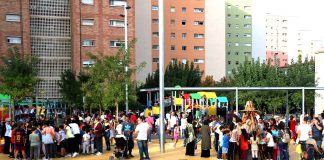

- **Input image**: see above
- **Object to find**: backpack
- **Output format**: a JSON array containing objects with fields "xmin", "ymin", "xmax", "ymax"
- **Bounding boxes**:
[
  {"xmin": 184, "ymin": 127, "xmax": 189, "ymax": 138},
  {"xmin": 282, "ymin": 133, "xmax": 290, "ymax": 143}
]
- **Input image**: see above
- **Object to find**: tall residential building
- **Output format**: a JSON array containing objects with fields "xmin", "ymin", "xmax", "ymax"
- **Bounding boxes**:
[
  {"xmin": 265, "ymin": 14, "xmax": 289, "ymax": 67},
  {"xmin": 0, "ymin": 0, "xmax": 135, "ymax": 99},
  {"xmin": 297, "ymin": 30, "xmax": 322, "ymax": 60},
  {"xmin": 225, "ymin": 0, "xmax": 253, "ymax": 76},
  {"xmin": 136, "ymin": 0, "xmax": 252, "ymax": 82}
]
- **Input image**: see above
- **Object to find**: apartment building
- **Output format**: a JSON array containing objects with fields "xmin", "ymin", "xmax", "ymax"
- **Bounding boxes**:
[
  {"xmin": 225, "ymin": 0, "xmax": 253, "ymax": 75},
  {"xmin": 136, "ymin": 0, "xmax": 244, "ymax": 82},
  {"xmin": 0, "ymin": 0, "xmax": 135, "ymax": 99},
  {"xmin": 297, "ymin": 30, "xmax": 322, "ymax": 60},
  {"xmin": 265, "ymin": 14, "xmax": 289, "ymax": 67}
]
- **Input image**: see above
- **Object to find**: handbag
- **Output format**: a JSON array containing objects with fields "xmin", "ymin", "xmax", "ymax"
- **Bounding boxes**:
[
  {"xmin": 42, "ymin": 134, "xmax": 54, "ymax": 144},
  {"xmin": 296, "ymin": 144, "xmax": 302, "ymax": 155}
]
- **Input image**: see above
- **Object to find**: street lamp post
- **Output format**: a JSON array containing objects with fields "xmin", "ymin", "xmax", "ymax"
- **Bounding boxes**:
[{"xmin": 122, "ymin": 4, "xmax": 131, "ymax": 115}]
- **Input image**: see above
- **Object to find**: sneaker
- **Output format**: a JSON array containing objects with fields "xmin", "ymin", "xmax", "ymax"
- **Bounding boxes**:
[
  {"xmin": 96, "ymin": 152, "xmax": 102, "ymax": 156},
  {"xmin": 65, "ymin": 154, "xmax": 72, "ymax": 158},
  {"xmin": 72, "ymin": 152, "xmax": 78, "ymax": 158}
]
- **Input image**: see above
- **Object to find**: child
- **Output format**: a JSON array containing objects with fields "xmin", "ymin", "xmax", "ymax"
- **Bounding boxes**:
[
  {"xmin": 249, "ymin": 131, "xmax": 259, "ymax": 160},
  {"xmin": 89, "ymin": 129, "xmax": 95, "ymax": 154},
  {"xmin": 29, "ymin": 127, "xmax": 40, "ymax": 160},
  {"xmin": 222, "ymin": 130, "xmax": 230, "ymax": 160},
  {"xmin": 109, "ymin": 121, "xmax": 115, "ymax": 146},
  {"xmin": 173, "ymin": 124, "xmax": 179, "ymax": 148},
  {"xmin": 58, "ymin": 125, "xmax": 66, "ymax": 157},
  {"xmin": 82, "ymin": 129, "xmax": 90, "ymax": 154}
]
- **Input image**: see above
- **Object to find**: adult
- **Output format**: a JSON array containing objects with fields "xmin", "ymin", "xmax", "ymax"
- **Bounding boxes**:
[
  {"xmin": 263, "ymin": 128, "xmax": 275, "ymax": 160},
  {"xmin": 297, "ymin": 117, "xmax": 312, "ymax": 152},
  {"xmin": 170, "ymin": 112, "xmax": 178, "ymax": 136},
  {"xmin": 289, "ymin": 115, "xmax": 297, "ymax": 141},
  {"xmin": 145, "ymin": 113, "xmax": 154, "ymax": 142},
  {"xmin": 2, "ymin": 118, "xmax": 12, "ymax": 154},
  {"xmin": 239, "ymin": 129, "xmax": 249, "ymax": 160},
  {"xmin": 122, "ymin": 115, "xmax": 135, "ymax": 158},
  {"xmin": 135, "ymin": 116, "xmax": 151, "ymax": 160},
  {"xmin": 200, "ymin": 120, "xmax": 211, "ymax": 158},
  {"xmin": 69, "ymin": 117, "xmax": 81, "ymax": 157},
  {"xmin": 94, "ymin": 118, "xmax": 103, "ymax": 155},
  {"xmin": 42, "ymin": 121, "xmax": 55, "ymax": 159},
  {"xmin": 64, "ymin": 121, "xmax": 75, "ymax": 157},
  {"xmin": 311, "ymin": 117, "xmax": 323, "ymax": 147},
  {"xmin": 180, "ymin": 113, "xmax": 187, "ymax": 147},
  {"xmin": 14, "ymin": 122, "xmax": 27, "ymax": 159},
  {"xmin": 103, "ymin": 119, "xmax": 111, "ymax": 151},
  {"xmin": 228, "ymin": 124, "xmax": 238, "ymax": 160},
  {"xmin": 185, "ymin": 118, "xmax": 196, "ymax": 156}
]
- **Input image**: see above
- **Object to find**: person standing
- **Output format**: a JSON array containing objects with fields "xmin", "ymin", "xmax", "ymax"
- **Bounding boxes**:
[
  {"xmin": 94, "ymin": 118, "xmax": 103, "ymax": 156},
  {"xmin": 239, "ymin": 129, "xmax": 249, "ymax": 160},
  {"xmin": 69, "ymin": 118, "xmax": 81, "ymax": 156},
  {"xmin": 249, "ymin": 131, "xmax": 259, "ymax": 160},
  {"xmin": 311, "ymin": 117, "xmax": 323, "ymax": 147},
  {"xmin": 180, "ymin": 113, "xmax": 187, "ymax": 147},
  {"xmin": 2, "ymin": 118, "xmax": 12, "ymax": 154},
  {"xmin": 14, "ymin": 122, "xmax": 27, "ymax": 159},
  {"xmin": 103, "ymin": 119, "xmax": 111, "ymax": 151},
  {"xmin": 134, "ymin": 116, "xmax": 150, "ymax": 160},
  {"xmin": 289, "ymin": 115, "xmax": 297, "ymax": 141},
  {"xmin": 185, "ymin": 118, "xmax": 196, "ymax": 156},
  {"xmin": 122, "ymin": 115, "xmax": 135, "ymax": 158},
  {"xmin": 200, "ymin": 120, "xmax": 211, "ymax": 158},
  {"xmin": 29, "ymin": 127, "xmax": 40, "ymax": 160},
  {"xmin": 297, "ymin": 117, "xmax": 312, "ymax": 152},
  {"xmin": 263, "ymin": 128, "xmax": 275, "ymax": 160},
  {"xmin": 145, "ymin": 113, "xmax": 154, "ymax": 143}
]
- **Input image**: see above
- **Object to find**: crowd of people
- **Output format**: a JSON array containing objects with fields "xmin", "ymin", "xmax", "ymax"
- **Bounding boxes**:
[{"xmin": 1, "ymin": 107, "xmax": 324, "ymax": 160}]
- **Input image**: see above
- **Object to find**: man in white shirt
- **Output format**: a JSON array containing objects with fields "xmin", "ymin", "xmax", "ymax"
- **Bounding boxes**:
[
  {"xmin": 170, "ymin": 112, "xmax": 178, "ymax": 132},
  {"xmin": 180, "ymin": 114, "xmax": 187, "ymax": 146},
  {"xmin": 297, "ymin": 117, "xmax": 312, "ymax": 151},
  {"xmin": 69, "ymin": 120, "xmax": 81, "ymax": 157},
  {"xmin": 3, "ymin": 118, "xmax": 12, "ymax": 154},
  {"xmin": 135, "ymin": 117, "xmax": 150, "ymax": 160}
]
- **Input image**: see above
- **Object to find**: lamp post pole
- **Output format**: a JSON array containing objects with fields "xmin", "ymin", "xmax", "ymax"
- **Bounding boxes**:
[{"xmin": 124, "ymin": 4, "xmax": 129, "ymax": 115}]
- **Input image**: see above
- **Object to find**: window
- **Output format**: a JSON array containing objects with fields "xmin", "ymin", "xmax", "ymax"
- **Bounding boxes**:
[
  {"xmin": 82, "ymin": 19, "xmax": 94, "ymax": 26},
  {"xmin": 235, "ymin": 34, "xmax": 239, "ymax": 38},
  {"xmin": 82, "ymin": 40, "xmax": 94, "ymax": 46},
  {"xmin": 171, "ymin": 33, "xmax": 175, "ymax": 38},
  {"xmin": 152, "ymin": 32, "xmax": 159, "ymax": 37},
  {"xmin": 228, "ymin": 61, "xmax": 231, "ymax": 65},
  {"xmin": 244, "ymin": 43, "xmax": 252, "ymax": 46},
  {"xmin": 171, "ymin": 59, "xmax": 176, "ymax": 64},
  {"xmin": 282, "ymin": 33, "xmax": 287, "ymax": 36},
  {"xmin": 171, "ymin": 45, "xmax": 175, "ymax": 51},
  {"xmin": 194, "ymin": 8, "xmax": 204, "ymax": 13},
  {"xmin": 235, "ymin": 43, "xmax": 239, "ymax": 46},
  {"xmin": 110, "ymin": 40, "xmax": 124, "ymax": 47},
  {"xmin": 82, "ymin": 60, "xmax": 95, "ymax": 67},
  {"xmin": 152, "ymin": 19, "xmax": 159, "ymax": 24},
  {"xmin": 283, "ymin": 20, "xmax": 288, "ymax": 23},
  {"xmin": 7, "ymin": 37, "xmax": 21, "ymax": 44},
  {"xmin": 182, "ymin": 46, "xmax": 187, "ymax": 51},
  {"xmin": 194, "ymin": 33, "xmax": 204, "ymax": 39},
  {"xmin": 182, "ymin": 7, "xmax": 186, "ymax": 13},
  {"xmin": 227, "ymin": 14, "xmax": 231, "ymax": 18},
  {"xmin": 152, "ymin": 6, "xmax": 158, "ymax": 10},
  {"xmin": 227, "ymin": 24, "xmax": 231, "ymax": 28},
  {"xmin": 182, "ymin": 33, "xmax": 187, "ymax": 39},
  {"xmin": 109, "ymin": 0, "xmax": 126, "ymax": 6},
  {"xmin": 82, "ymin": 0, "xmax": 93, "ymax": 5},
  {"xmin": 170, "ymin": 19, "xmax": 175, "ymax": 25},
  {"xmin": 227, "ymin": 52, "xmax": 231, "ymax": 55},
  {"xmin": 235, "ymin": 15, "xmax": 239, "ymax": 19},
  {"xmin": 194, "ymin": 21, "xmax": 204, "ymax": 26},
  {"xmin": 236, "ymin": 61, "xmax": 239, "ymax": 65},
  {"xmin": 235, "ymin": 52, "xmax": 239, "ymax": 55},
  {"xmin": 109, "ymin": 20, "xmax": 124, "ymax": 27},
  {"xmin": 235, "ymin": 24, "xmax": 239, "ymax": 29},
  {"xmin": 194, "ymin": 46, "xmax": 204, "ymax": 51},
  {"xmin": 244, "ymin": 33, "xmax": 251, "ymax": 37},
  {"xmin": 182, "ymin": 59, "xmax": 187, "ymax": 64},
  {"xmin": 227, "ymin": 42, "xmax": 231, "ymax": 47},
  {"xmin": 152, "ymin": 45, "xmax": 159, "ymax": 50},
  {"xmin": 244, "ymin": 24, "xmax": 251, "ymax": 29},
  {"xmin": 6, "ymin": 15, "xmax": 20, "ymax": 22},
  {"xmin": 282, "ymin": 27, "xmax": 287, "ymax": 30},
  {"xmin": 182, "ymin": 20, "xmax": 186, "ymax": 26},
  {"xmin": 244, "ymin": 52, "xmax": 251, "ymax": 55},
  {"xmin": 227, "ymin": 33, "xmax": 231, "ymax": 37},
  {"xmin": 194, "ymin": 59, "xmax": 204, "ymax": 64},
  {"xmin": 170, "ymin": 6, "xmax": 175, "ymax": 12},
  {"xmin": 244, "ymin": 6, "xmax": 251, "ymax": 10},
  {"xmin": 227, "ymin": 5, "xmax": 231, "ymax": 9},
  {"xmin": 244, "ymin": 15, "xmax": 251, "ymax": 19},
  {"xmin": 153, "ymin": 58, "xmax": 159, "ymax": 63}
]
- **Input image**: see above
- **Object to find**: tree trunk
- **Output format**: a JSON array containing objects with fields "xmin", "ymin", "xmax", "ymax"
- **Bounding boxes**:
[
  {"xmin": 115, "ymin": 101, "xmax": 119, "ymax": 121},
  {"xmin": 11, "ymin": 99, "xmax": 14, "ymax": 121}
]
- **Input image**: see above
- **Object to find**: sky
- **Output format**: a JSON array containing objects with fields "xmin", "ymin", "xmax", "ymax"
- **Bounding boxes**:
[{"xmin": 262, "ymin": 0, "xmax": 324, "ymax": 40}]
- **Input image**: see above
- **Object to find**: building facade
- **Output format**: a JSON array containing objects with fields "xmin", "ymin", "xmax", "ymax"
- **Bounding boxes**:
[{"xmin": 0, "ymin": 0, "xmax": 135, "ymax": 99}]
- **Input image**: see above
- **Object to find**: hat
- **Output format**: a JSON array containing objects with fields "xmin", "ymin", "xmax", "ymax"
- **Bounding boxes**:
[{"xmin": 5, "ymin": 118, "xmax": 11, "ymax": 122}]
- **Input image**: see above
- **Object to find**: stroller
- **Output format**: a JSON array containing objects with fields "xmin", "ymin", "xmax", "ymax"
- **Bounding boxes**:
[{"xmin": 114, "ymin": 134, "xmax": 128, "ymax": 160}]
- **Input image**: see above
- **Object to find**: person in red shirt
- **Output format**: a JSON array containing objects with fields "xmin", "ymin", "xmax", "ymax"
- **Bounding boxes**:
[
  {"xmin": 130, "ymin": 112, "xmax": 137, "ymax": 125},
  {"xmin": 14, "ymin": 122, "xmax": 27, "ymax": 159},
  {"xmin": 239, "ymin": 129, "xmax": 249, "ymax": 160}
]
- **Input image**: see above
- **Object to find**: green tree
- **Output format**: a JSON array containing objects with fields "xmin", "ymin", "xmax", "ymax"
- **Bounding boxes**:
[
  {"xmin": 0, "ymin": 47, "xmax": 39, "ymax": 119},
  {"xmin": 58, "ymin": 69, "xmax": 84, "ymax": 111}
]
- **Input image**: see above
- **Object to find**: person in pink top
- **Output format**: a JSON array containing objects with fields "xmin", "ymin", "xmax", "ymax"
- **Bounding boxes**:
[
  {"xmin": 173, "ymin": 124, "xmax": 179, "ymax": 148},
  {"xmin": 145, "ymin": 113, "xmax": 154, "ymax": 142}
]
